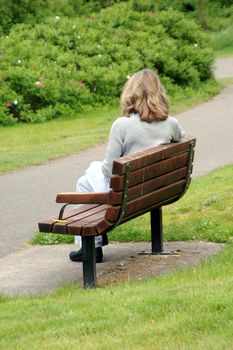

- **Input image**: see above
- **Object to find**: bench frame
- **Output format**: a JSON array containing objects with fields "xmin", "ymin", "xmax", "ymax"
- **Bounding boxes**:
[{"xmin": 39, "ymin": 137, "xmax": 195, "ymax": 288}]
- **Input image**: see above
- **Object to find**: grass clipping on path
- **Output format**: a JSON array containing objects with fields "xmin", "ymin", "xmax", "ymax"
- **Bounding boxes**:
[{"xmin": 32, "ymin": 164, "xmax": 233, "ymax": 245}]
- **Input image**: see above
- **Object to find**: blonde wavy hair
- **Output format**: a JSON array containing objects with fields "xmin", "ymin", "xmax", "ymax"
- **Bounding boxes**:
[{"xmin": 120, "ymin": 69, "xmax": 169, "ymax": 122}]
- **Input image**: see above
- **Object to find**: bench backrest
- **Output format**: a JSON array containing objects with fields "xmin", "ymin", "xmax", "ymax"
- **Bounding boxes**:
[{"xmin": 105, "ymin": 136, "xmax": 196, "ymax": 225}]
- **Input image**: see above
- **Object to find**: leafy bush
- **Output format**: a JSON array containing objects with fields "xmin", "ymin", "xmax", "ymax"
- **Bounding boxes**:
[
  {"xmin": 156, "ymin": 0, "xmax": 233, "ymax": 30},
  {"xmin": 1, "ymin": 0, "xmax": 232, "ymax": 34},
  {"xmin": 0, "ymin": 2, "xmax": 214, "ymax": 125},
  {"xmin": 0, "ymin": 0, "xmax": 126, "ymax": 34}
]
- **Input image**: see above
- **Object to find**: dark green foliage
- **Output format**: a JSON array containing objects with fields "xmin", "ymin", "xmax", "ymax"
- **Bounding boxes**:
[
  {"xmin": 0, "ymin": 0, "xmax": 232, "ymax": 34},
  {"xmin": 215, "ymin": 0, "xmax": 233, "ymax": 6},
  {"xmin": 0, "ymin": 0, "xmax": 126, "ymax": 34},
  {"xmin": 0, "ymin": 2, "xmax": 214, "ymax": 125},
  {"xmin": 131, "ymin": 0, "xmax": 156, "ymax": 11},
  {"xmin": 157, "ymin": 0, "xmax": 233, "ymax": 29}
]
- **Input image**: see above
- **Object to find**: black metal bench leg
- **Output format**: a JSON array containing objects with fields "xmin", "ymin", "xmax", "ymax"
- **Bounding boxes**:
[
  {"xmin": 150, "ymin": 207, "xmax": 163, "ymax": 254},
  {"xmin": 82, "ymin": 236, "xmax": 96, "ymax": 288}
]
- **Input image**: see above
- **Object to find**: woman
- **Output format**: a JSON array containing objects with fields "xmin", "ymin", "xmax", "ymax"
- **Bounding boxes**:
[{"xmin": 70, "ymin": 68, "xmax": 185, "ymax": 263}]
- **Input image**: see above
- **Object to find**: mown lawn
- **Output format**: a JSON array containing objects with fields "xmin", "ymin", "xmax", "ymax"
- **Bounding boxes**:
[
  {"xmin": 0, "ymin": 244, "xmax": 232, "ymax": 350},
  {"xmin": 110, "ymin": 164, "xmax": 233, "ymax": 244},
  {"xmin": 1, "ymin": 161, "xmax": 233, "ymax": 350},
  {"xmin": 210, "ymin": 25, "xmax": 233, "ymax": 57}
]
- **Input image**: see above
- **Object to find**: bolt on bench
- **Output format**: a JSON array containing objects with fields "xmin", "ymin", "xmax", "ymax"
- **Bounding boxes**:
[{"xmin": 38, "ymin": 136, "xmax": 196, "ymax": 288}]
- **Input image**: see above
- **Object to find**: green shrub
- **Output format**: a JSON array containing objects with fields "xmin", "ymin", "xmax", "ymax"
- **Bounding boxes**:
[
  {"xmin": 0, "ymin": 0, "xmax": 126, "ymax": 34},
  {"xmin": 0, "ymin": 3, "xmax": 214, "ymax": 125},
  {"xmin": 131, "ymin": 0, "xmax": 156, "ymax": 11},
  {"xmin": 155, "ymin": 0, "xmax": 233, "ymax": 30}
]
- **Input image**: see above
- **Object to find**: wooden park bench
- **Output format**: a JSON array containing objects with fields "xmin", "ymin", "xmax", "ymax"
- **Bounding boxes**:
[{"xmin": 38, "ymin": 136, "xmax": 196, "ymax": 288}]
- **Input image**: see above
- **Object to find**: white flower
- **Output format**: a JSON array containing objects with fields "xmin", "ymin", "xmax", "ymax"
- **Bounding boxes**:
[
  {"xmin": 98, "ymin": 54, "xmax": 102, "ymax": 57},
  {"xmin": 13, "ymin": 99, "xmax": 18, "ymax": 105},
  {"xmin": 17, "ymin": 59, "xmax": 22, "ymax": 64},
  {"xmin": 72, "ymin": 25, "xmax": 76, "ymax": 29},
  {"xmin": 127, "ymin": 75, "xmax": 131, "ymax": 79},
  {"xmin": 77, "ymin": 35, "xmax": 81, "ymax": 39},
  {"xmin": 55, "ymin": 16, "xmax": 60, "ymax": 21},
  {"xmin": 194, "ymin": 43, "xmax": 198, "ymax": 47}
]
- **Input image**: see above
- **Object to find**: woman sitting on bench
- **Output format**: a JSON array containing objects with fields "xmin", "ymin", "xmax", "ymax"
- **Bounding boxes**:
[{"xmin": 70, "ymin": 68, "xmax": 185, "ymax": 263}]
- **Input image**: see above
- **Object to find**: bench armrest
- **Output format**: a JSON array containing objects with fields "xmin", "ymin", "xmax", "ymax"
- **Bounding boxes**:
[{"xmin": 56, "ymin": 192, "xmax": 109, "ymax": 204}]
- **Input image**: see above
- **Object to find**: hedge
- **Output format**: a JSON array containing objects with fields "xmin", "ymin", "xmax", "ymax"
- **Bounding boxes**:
[{"xmin": 0, "ymin": 2, "xmax": 214, "ymax": 125}]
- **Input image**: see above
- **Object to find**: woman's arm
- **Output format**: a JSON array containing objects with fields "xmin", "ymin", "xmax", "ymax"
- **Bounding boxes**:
[
  {"xmin": 171, "ymin": 117, "xmax": 185, "ymax": 141},
  {"xmin": 102, "ymin": 119, "xmax": 124, "ymax": 178}
]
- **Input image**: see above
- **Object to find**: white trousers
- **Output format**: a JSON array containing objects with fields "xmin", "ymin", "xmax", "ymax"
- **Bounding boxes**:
[{"xmin": 75, "ymin": 161, "xmax": 110, "ymax": 248}]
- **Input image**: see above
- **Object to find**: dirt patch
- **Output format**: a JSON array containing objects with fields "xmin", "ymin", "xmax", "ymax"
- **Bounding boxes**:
[{"xmin": 98, "ymin": 241, "xmax": 225, "ymax": 286}]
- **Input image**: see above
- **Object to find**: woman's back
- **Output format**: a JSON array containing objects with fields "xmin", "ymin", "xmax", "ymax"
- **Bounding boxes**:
[{"xmin": 102, "ymin": 113, "xmax": 185, "ymax": 178}]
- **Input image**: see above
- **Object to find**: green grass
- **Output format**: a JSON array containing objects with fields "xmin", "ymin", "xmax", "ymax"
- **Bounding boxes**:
[
  {"xmin": 169, "ymin": 79, "xmax": 220, "ymax": 114},
  {"xmin": 0, "ymin": 106, "xmax": 119, "ymax": 173},
  {"xmin": 32, "ymin": 164, "xmax": 233, "ymax": 246},
  {"xmin": 218, "ymin": 77, "xmax": 233, "ymax": 86},
  {"xmin": 0, "ymin": 80, "xmax": 219, "ymax": 174},
  {"xmin": 210, "ymin": 25, "xmax": 233, "ymax": 57},
  {"xmin": 0, "ymin": 243, "xmax": 232, "ymax": 349},
  {"xmin": 3, "ymin": 161, "xmax": 233, "ymax": 350},
  {"xmin": 111, "ymin": 164, "xmax": 233, "ymax": 244},
  {"xmin": 31, "ymin": 232, "xmax": 74, "ymax": 245}
]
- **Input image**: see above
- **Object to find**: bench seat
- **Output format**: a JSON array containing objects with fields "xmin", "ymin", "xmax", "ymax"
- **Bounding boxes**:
[{"xmin": 39, "ymin": 204, "xmax": 113, "ymax": 236}]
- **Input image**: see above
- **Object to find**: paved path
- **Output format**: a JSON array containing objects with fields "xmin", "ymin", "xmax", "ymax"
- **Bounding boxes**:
[
  {"xmin": 0, "ymin": 144, "xmax": 106, "ymax": 258},
  {"xmin": 0, "ymin": 58, "xmax": 232, "ymax": 296},
  {"xmin": 0, "ymin": 242, "xmax": 224, "ymax": 296},
  {"xmin": 214, "ymin": 57, "xmax": 233, "ymax": 78}
]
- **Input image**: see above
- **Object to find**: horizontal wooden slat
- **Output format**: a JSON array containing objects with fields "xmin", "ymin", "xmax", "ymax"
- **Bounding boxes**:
[
  {"xmin": 125, "ymin": 180, "xmax": 185, "ymax": 217},
  {"xmin": 56, "ymin": 192, "xmax": 109, "ymax": 204},
  {"xmin": 106, "ymin": 180, "xmax": 185, "ymax": 222},
  {"xmin": 120, "ymin": 193, "xmax": 182, "ymax": 225},
  {"xmin": 67, "ymin": 209, "xmax": 108, "ymax": 236},
  {"xmin": 82, "ymin": 218, "xmax": 112, "ymax": 236},
  {"xmin": 38, "ymin": 204, "xmax": 99, "ymax": 233},
  {"xmin": 95, "ymin": 219, "xmax": 114, "ymax": 235},
  {"xmin": 125, "ymin": 167, "xmax": 187, "ymax": 203},
  {"xmin": 108, "ymin": 167, "xmax": 187, "ymax": 205},
  {"xmin": 53, "ymin": 204, "xmax": 109, "ymax": 234},
  {"xmin": 112, "ymin": 136, "xmax": 196, "ymax": 175},
  {"xmin": 111, "ymin": 152, "xmax": 189, "ymax": 191}
]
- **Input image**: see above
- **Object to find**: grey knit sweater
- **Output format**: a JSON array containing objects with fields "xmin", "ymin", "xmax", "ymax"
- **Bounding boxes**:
[{"xmin": 102, "ymin": 113, "xmax": 185, "ymax": 178}]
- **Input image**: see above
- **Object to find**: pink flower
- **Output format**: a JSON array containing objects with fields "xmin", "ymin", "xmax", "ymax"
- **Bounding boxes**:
[
  {"xmin": 35, "ymin": 81, "xmax": 44, "ymax": 89},
  {"xmin": 79, "ymin": 81, "xmax": 85, "ymax": 87},
  {"xmin": 6, "ymin": 101, "xmax": 12, "ymax": 108}
]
